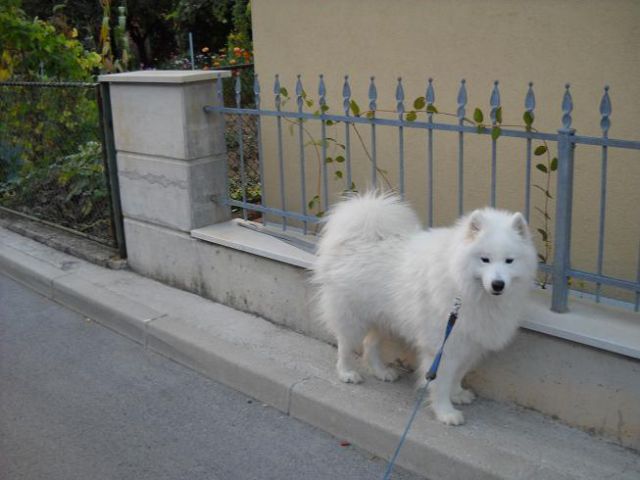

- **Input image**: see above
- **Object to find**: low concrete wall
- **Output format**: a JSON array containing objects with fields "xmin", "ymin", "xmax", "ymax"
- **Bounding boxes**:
[
  {"xmin": 124, "ymin": 220, "xmax": 640, "ymax": 450},
  {"xmin": 100, "ymin": 71, "xmax": 639, "ymax": 450}
]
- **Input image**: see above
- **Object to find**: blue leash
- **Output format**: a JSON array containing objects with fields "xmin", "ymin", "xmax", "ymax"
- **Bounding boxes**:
[{"xmin": 382, "ymin": 297, "xmax": 461, "ymax": 480}]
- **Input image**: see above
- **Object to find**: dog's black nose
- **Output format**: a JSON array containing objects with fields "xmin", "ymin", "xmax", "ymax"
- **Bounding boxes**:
[{"xmin": 491, "ymin": 280, "xmax": 505, "ymax": 293}]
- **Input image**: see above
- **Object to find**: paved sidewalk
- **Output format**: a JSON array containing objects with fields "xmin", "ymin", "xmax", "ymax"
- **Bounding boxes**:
[
  {"xmin": 0, "ymin": 273, "xmax": 421, "ymax": 480},
  {"xmin": 1, "ymin": 226, "xmax": 639, "ymax": 479}
]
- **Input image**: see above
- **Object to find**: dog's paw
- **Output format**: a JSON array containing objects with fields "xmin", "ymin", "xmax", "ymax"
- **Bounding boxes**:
[
  {"xmin": 338, "ymin": 369, "xmax": 363, "ymax": 384},
  {"xmin": 434, "ymin": 407, "xmax": 465, "ymax": 426},
  {"xmin": 451, "ymin": 388, "xmax": 476, "ymax": 405},
  {"xmin": 373, "ymin": 366, "xmax": 400, "ymax": 382}
]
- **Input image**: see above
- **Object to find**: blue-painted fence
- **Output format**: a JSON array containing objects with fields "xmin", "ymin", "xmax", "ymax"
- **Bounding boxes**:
[{"xmin": 204, "ymin": 73, "xmax": 640, "ymax": 313}]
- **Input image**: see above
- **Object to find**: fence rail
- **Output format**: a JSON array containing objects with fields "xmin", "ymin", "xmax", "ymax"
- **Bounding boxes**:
[{"xmin": 205, "ymin": 73, "xmax": 640, "ymax": 313}]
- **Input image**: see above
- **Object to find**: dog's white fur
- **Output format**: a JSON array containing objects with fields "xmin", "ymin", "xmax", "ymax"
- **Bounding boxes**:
[{"xmin": 312, "ymin": 192, "xmax": 537, "ymax": 425}]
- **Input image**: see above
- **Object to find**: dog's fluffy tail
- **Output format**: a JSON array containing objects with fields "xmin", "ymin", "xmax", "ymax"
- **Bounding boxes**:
[{"xmin": 316, "ymin": 192, "xmax": 420, "ymax": 255}]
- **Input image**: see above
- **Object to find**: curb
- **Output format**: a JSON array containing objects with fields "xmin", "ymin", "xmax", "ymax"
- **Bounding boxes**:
[{"xmin": 1, "ymin": 228, "xmax": 638, "ymax": 480}]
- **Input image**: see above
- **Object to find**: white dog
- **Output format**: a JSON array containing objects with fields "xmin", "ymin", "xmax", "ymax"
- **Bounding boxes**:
[{"xmin": 312, "ymin": 192, "xmax": 537, "ymax": 425}]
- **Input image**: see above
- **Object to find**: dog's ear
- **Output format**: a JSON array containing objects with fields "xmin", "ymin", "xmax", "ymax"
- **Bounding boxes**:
[
  {"xmin": 511, "ymin": 212, "xmax": 529, "ymax": 238},
  {"xmin": 466, "ymin": 210, "xmax": 483, "ymax": 240}
]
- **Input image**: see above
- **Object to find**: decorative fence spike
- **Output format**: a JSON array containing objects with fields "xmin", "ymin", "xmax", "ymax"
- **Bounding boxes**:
[
  {"xmin": 600, "ymin": 85, "xmax": 611, "ymax": 135},
  {"xmin": 562, "ymin": 83, "xmax": 573, "ymax": 130},
  {"xmin": 343, "ymin": 75, "xmax": 351, "ymax": 114},
  {"xmin": 396, "ymin": 77, "xmax": 405, "ymax": 116},
  {"xmin": 235, "ymin": 73, "xmax": 241, "ymax": 108},
  {"xmin": 296, "ymin": 75, "xmax": 304, "ymax": 110},
  {"xmin": 318, "ymin": 74, "xmax": 326, "ymax": 108},
  {"xmin": 368, "ymin": 76, "xmax": 377, "ymax": 113},
  {"xmin": 457, "ymin": 79, "xmax": 467, "ymax": 121},
  {"xmin": 274, "ymin": 74, "xmax": 281, "ymax": 109},
  {"xmin": 490, "ymin": 80, "xmax": 501, "ymax": 124},
  {"xmin": 253, "ymin": 73, "xmax": 261, "ymax": 108},
  {"xmin": 426, "ymin": 77, "xmax": 435, "ymax": 108},
  {"xmin": 524, "ymin": 81, "xmax": 535, "ymax": 121}
]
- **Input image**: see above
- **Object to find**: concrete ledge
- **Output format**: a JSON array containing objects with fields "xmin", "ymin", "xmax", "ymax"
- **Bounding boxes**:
[
  {"xmin": 192, "ymin": 219, "xmax": 316, "ymax": 268},
  {"xmin": 1, "ymin": 227, "xmax": 639, "ymax": 479}
]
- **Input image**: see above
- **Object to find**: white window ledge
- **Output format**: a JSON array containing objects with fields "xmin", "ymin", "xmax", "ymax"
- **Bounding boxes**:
[{"xmin": 192, "ymin": 220, "xmax": 640, "ymax": 361}]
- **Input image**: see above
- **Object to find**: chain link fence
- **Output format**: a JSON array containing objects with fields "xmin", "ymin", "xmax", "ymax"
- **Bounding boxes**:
[{"xmin": 0, "ymin": 82, "xmax": 119, "ymax": 248}]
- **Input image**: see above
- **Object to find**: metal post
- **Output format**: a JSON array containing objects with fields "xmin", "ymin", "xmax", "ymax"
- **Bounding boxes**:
[
  {"xmin": 551, "ymin": 127, "xmax": 576, "ymax": 312},
  {"xmin": 97, "ymin": 82, "xmax": 127, "ymax": 258},
  {"xmin": 188, "ymin": 32, "xmax": 195, "ymax": 70}
]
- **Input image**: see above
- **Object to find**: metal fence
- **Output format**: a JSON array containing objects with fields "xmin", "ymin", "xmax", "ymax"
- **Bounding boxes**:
[
  {"xmin": 0, "ymin": 81, "xmax": 125, "ymax": 255},
  {"xmin": 205, "ymin": 74, "xmax": 640, "ymax": 313}
]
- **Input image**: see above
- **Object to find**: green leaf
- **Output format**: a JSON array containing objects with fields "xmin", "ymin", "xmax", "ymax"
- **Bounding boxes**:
[
  {"xmin": 365, "ymin": 111, "xmax": 375, "ymax": 119},
  {"xmin": 280, "ymin": 87, "xmax": 288, "ymax": 97},
  {"xmin": 534, "ymin": 145, "xmax": 548, "ymax": 156},
  {"xmin": 523, "ymin": 111, "xmax": 534, "ymax": 127},
  {"xmin": 316, "ymin": 211, "xmax": 325, "ymax": 218},
  {"xmin": 474, "ymin": 108, "xmax": 484, "ymax": 123},
  {"xmin": 413, "ymin": 96, "xmax": 426, "ymax": 110},
  {"xmin": 308, "ymin": 195, "xmax": 320, "ymax": 210},
  {"xmin": 476, "ymin": 125, "xmax": 486, "ymax": 134},
  {"xmin": 306, "ymin": 99, "xmax": 314, "ymax": 107},
  {"xmin": 406, "ymin": 111, "xmax": 417, "ymax": 122},
  {"xmin": 537, "ymin": 228, "xmax": 548, "ymax": 242},
  {"xmin": 426, "ymin": 104, "xmax": 439, "ymax": 114},
  {"xmin": 325, "ymin": 157, "xmax": 333, "ymax": 163},
  {"xmin": 495, "ymin": 106, "xmax": 502, "ymax": 124},
  {"xmin": 335, "ymin": 170, "xmax": 343, "ymax": 179},
  {"xmin": 335, "ymin": 155, "xmax": 345, "ymax": 163},
  {"xmin": 350, "ymin": 100, "xmax": 360, "ymax": 117},
  {"xmin": 491, "ymin": 126, "xmax": 501, "ymax": 140},
  {"xmin": 325, "ymin": 119, "xmax": 334, "ymax": 126},
  {"xmin": 320, "ymin": 104, "xmax": 329, "ymax": 113},
  {"xmin": 536, "ymin": 163, "xmax": 548, "ymax": 173},
  {"xmin": 550, "ymin": 157, "xmax": 558, "ymax": 171}
]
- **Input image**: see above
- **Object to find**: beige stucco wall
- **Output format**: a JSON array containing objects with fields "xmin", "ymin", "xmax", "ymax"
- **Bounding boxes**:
[{"xmin": 251, "ymin": 0, "xmax": 640, "ymax": 303}]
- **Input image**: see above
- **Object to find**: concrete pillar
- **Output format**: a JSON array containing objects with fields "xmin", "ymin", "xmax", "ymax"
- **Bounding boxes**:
[
  {"xmin": 99, "ymin": 70, "xmax": 231, "ymax": 233},
  {"xmin": 99, "ymin": 71, "xmax": 231, "ymax": 278}
]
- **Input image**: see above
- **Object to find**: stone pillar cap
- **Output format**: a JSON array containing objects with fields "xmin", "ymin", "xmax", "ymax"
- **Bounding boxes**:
[{"xmin": 98, "ymin": 70, "xmax": 232, "ymax": 84}]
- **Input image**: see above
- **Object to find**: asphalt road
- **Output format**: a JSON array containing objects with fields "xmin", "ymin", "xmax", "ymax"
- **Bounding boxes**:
[{"xmin": 0, "ymin": 273, "xmax": 423, "ymax": 480}]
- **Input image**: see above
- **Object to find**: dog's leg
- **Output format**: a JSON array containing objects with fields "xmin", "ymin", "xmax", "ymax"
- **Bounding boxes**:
[
  {"xmin": 336, "ymin": 331, "xmax": 365, "ymax": 384},
  {"xmin": 363, "ymin": 330, "xmax": 399, "ymax": 382},
  {"xmin": 451, "ymin": 385, "xmax": 476, "ymax": 405},
  {"xmin": 450, "ymin": 355, "xmax": 477, "ymax": 405},
  {"xmin": 321, "ymin": 294, "xmax": 365, "ymax": 384},
  {"xmin": 426, "ymin": 341, "xmax": 465, "ymax": 425}
]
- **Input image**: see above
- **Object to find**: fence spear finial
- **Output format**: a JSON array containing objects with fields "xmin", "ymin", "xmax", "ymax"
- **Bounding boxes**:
[
  {"xmin": 562, "ymin": 83, "xmax": 573, "ymax": 130},
  {"xmin": 490, "ymin": 80, "xmax": 501, "ymax": 124},
  {"xmin": 368, "ymin": 76, "xmax": 377, "ymax": 113},
  {"xmin": 599, "ymin": 85, "xmax": 611, "ymax": 136},
  {"xmin": 457, "ymin": 79, "xmax": 467, "ymax": 122},
  {"xmin": 343, "ymin": 75, "xmax": 351, "ymax": 115}
]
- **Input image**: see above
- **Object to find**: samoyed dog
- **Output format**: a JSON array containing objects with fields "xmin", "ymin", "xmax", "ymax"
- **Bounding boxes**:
[{"xmin": 312, "ymin": 192, "xmax": 537, "ymax": 425}]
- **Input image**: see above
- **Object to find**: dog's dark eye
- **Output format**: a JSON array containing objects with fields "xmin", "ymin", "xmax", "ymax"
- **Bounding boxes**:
[
  {"xmin": 505, "ymin": 258, "xmax": 514, "ymax": 264},
  {"xmin": 481, "ymin": 257, "xmax": 490, "ymax": 263}
]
